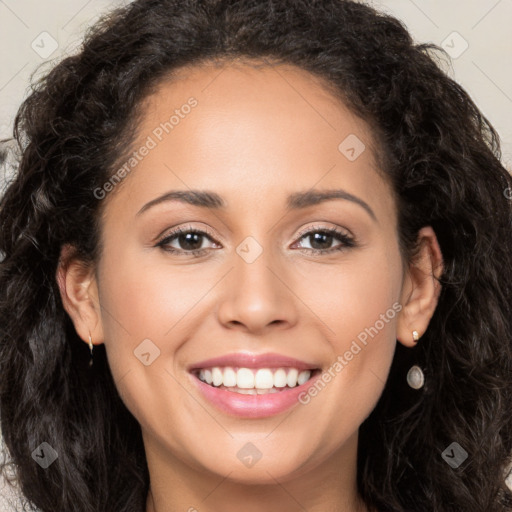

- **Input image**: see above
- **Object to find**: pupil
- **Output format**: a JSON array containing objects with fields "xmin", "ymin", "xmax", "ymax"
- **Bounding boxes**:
[
  {"xmin": 310, "ymin": 232, "xmax": 332, "ymax": 250},
  {"xmin": 180, "ymin": 233, "xmax": 202, "ymax": 250}
]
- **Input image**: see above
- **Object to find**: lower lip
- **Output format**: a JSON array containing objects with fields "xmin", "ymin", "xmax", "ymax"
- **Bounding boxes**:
[{"xmin": 190, "ymin": 371, "xmax": 321, "ymax": 418}]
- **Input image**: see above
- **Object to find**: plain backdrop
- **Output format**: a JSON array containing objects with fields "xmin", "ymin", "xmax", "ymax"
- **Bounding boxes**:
[
  {"xmin": 1, "ymin": 0, "xmax": 511, "ymax": 171},
  {"xmin": 0, "ymin": 0, "xmax": 511, "ymax": 509}
]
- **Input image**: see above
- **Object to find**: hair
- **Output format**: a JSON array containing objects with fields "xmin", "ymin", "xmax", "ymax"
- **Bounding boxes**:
[{"xmin": 1, "ymin": 0, "xmax": 511, "ymax": 510}]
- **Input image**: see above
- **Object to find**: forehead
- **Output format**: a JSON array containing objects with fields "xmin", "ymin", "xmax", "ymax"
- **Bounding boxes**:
[{"xmin": 104, "ymin": 61, "xmax": 394, "ymax": 221}]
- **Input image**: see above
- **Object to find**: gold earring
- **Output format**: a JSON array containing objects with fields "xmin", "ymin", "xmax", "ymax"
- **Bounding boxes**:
[
  {"xmin": 88, "ymin": 334, "xmax": 94, "ymax": 366},
  {"xmin": 412, "ymin": 330, "xmax": 420, "ymax": 342}
]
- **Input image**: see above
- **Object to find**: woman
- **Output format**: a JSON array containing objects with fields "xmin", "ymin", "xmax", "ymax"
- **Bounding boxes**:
[{"xmin": 1, "ymin": 0, "xmax": 511, "ymax": 510}]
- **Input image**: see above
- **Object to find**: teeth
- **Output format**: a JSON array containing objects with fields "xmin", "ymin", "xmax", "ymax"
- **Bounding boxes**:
[
  {"xmin": 237, "ymin": 368, "xmax": 255, "ymax": 389},
  {"xmin": 223, "ymin": 367, "xmax": 237, "ymax": 387},
  {"xmin": 254, "ymin": 369, "xmax": 274, "ymax": 389},
  {"xmin": 287, "ymin": 368, "xmax": 299, "ymax": 387},
  {"xmin": 297, "ymin": 370, "xmax": 310, "ymax": 385},
  {"xmin": 235, "ymin": 388, "xmax": 257, "ymax": 395},
  {"xmin": 212, "ymin": 367, "xmax": 223, "ymax": 387},
  {"xmin": 273, "ymin": 368, "xmax": 287, "ymax": 388},
  {"xmin": 197, "ymin": 366, "xmax": 313, "ymax": 390},
  {"xmin": 226, "ymin": 387, "xmax": 280, "ymax": 394}
]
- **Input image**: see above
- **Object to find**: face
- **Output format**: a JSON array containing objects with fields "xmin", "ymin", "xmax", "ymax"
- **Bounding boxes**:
[{"xmin": 72, "ymin": 62, "xmax": 411, "ymax": 485}]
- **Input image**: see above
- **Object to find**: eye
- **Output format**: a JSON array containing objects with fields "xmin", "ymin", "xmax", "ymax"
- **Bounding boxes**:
[
  {"xmin": 155, "ymin": 224, "xmax": 356, "ymax": 257},
  {"xmin": 156, "ymin": 226, "xmax": 220, "ymax": 257},
  {"xmin": 293, "ymin": 225, "xmax": 356, "ymax": 254}
]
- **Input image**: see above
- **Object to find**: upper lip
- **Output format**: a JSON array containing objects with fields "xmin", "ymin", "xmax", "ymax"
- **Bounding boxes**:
[{"xmin": 188, "ymin": 352, "xmax": 320, "ymax": 371}]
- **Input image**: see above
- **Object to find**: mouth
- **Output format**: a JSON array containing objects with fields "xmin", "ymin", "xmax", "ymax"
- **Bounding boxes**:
[
  {"xmin": 188, "ymin": 352, "xmax": 323, "ymax": 418},
  {"xmin": 191, "ymin": 366, "xmax": 322, "ymax": 395}
]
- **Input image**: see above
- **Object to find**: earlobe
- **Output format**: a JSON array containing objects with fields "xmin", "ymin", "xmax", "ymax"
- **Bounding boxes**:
[
  {"xmin": 56, "ymin": 243, "xmax": 104, "ymax": 347},
  {"xmin": 396, "ymin": 226, "xmax": 443, "ymax": 347}
]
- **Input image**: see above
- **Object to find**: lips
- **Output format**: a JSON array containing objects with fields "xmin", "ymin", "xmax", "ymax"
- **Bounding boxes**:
[
  {"xmin": 188, "ymin": 351, "xmax": 319, "ymax": 372},
  {"xmin": 188, "ymin": 352, "xmax": 322, "ymax": 418}
]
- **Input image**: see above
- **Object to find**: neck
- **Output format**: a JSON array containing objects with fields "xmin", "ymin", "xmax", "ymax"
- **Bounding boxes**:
[{"xmin": 143, "ymin": 430, "xmax": 370, "ymax": 512}]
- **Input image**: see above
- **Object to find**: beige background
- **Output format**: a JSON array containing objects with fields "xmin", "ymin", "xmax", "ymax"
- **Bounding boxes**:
[
  {"xmin": 1, "ymin": 0, "xmax": 511, "ymax": 509},
  {"xmin": 0, "ymin": 0, "xmax": 511, "ymax": 169}
]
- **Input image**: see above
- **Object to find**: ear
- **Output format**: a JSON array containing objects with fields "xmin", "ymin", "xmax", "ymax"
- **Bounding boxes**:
[
  {"xmin": 55, "ymin": 244, "xmax": 104, "ymax": 348},
  {"xmin": 396, "ymin": 226, "xmax": 443, "ymax": 347}
]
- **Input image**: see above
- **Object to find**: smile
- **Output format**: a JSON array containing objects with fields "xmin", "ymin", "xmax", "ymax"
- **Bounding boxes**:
[
  {"xmin": 194, "ymin": 366, "xmax": 318, "ymax": 394},
  {"xmin": 188, "ymin": 352, "xmax": 322, "ymax": 418}
]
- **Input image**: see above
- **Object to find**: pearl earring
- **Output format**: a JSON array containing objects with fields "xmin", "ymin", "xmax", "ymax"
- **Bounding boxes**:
[{"xmin": 407, "ymin": 365, "xmax": 424, "ymax": 389}]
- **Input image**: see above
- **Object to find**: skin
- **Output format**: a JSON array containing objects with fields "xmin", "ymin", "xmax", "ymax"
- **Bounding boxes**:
[{"xmin": 57, "ymin": 61, "xmax": 443, "ymax": 512}]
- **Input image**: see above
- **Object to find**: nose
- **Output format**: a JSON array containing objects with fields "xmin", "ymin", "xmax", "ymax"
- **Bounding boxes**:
[{"xmin": 216, "ymin": 243, "xmax": 299, "ymax": 335}]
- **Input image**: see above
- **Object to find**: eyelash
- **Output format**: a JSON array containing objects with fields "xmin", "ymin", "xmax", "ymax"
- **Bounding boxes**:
[{"xmin": 155, "ymin": 224, "xmax": 356, "ymax": 257}]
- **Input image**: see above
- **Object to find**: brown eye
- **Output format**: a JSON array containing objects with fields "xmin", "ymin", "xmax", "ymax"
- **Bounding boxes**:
[
  {"xmin": 172, "ymin": 232, "xmax": 204, "ymax": 251},
  {"xmin": 305, "ymin": 231, "xmax": 335, "ymax": 250},
  {"xmin": 294, "ymin": 227, "xmax": 356, "ymax": 254},
  {"xmin": 156, "ymin": 227, "xmax": 220, "ymax": 257}
]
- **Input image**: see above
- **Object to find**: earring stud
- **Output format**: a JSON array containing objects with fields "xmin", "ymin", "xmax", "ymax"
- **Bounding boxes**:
[{"xmin": 412, "ymin": 330, "xmax": 420, "ymax": 342}]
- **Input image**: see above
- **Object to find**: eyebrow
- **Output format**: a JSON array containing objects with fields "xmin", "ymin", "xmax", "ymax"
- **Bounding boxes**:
[{"xmin": 136, "ymin": 188, "xmax": 377, "ymax": 222}]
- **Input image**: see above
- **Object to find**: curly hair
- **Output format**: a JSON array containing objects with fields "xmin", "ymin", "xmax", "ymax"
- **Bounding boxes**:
[{"xmin": 1, "ymin": 0, "xmax": 512, "ymax": 510}]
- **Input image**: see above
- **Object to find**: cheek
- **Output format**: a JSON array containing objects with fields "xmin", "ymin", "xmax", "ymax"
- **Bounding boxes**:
[
  {"xmin": 293, "ymin": 241, "xmax": 401, "ymax": 348},
  {"xmin": 95, "ymin": 246, "xmax": 220, "ymax": 395},
  {"xmin": 98, "ymin": 245, "xmax": 213, "ymax": 340},
  {"xmin": 94, "ymin": 250, "xmax": 201, "ymax": 438},
  {"xmin": 293, "ymin": 244, "xmax": 401, "ymax": 426}
]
